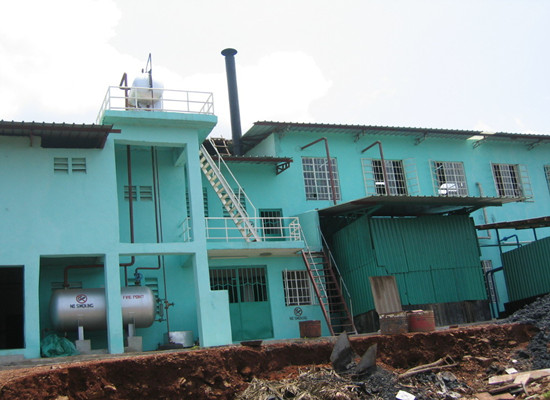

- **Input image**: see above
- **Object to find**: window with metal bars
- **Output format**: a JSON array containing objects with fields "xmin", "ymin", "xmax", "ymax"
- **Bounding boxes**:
[
  {"xmin": 282, "ymin": 270, "xmax": 314, "ymax": 306},
  {"xmin": 491, "ymin": 164, "xmax": 524, "ymax": 198},
  {"xmin": 432, "ymin": 161, "xmax": 468, "ymax": 196},
  {"xmin": 302, "ymin": 157, "xmax": 341, "ymax": 200},
  {"xmin": 260, "ymin": 209, "xmax": 282, "ymax": 237},
  {"xmin": 370, "ymin": 159, "xmax": 407, "ymax": 195},
  {"xmin": 209, "ymin": 268, "xmax": 268, "ymax": 303}
]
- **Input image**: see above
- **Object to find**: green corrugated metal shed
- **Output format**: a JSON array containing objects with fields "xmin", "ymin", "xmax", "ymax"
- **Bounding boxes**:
[
  {"xmin": 502, "ymin": 236, "xmax": 550, "ymax": 302},
  {"xmin": 331, "ymin": 214, "xmax": 486, "ymax": 316}
]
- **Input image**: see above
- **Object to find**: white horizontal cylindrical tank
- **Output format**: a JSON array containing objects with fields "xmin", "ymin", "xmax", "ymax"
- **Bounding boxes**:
[
  {"xmin": 128, "ymin": 73, "xmax": 164, "ymax": 108},
  {"xmin": 50, "ymin": 286, "xmax": 156, "ymax": 331}
]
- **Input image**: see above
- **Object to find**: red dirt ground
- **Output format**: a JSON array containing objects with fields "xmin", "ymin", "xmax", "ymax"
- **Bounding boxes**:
[{"xmin": 0, "ymin": 323, "xmax": 541, "ymax": 399}]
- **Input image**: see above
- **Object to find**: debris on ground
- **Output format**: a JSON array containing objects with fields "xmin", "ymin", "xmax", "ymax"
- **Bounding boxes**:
[{"xmin": 2, "ymin": 294, "xmax": 550, "ymax": 399}]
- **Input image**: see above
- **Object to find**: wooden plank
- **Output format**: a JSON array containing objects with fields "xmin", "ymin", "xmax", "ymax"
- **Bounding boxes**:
[
  {"xmin": 474, "ymin": 392, "xmax": 494, "ymax": 400},
  {"xmin": 488, "ymin": 368, "xmax": 550, "ymax": 385}
]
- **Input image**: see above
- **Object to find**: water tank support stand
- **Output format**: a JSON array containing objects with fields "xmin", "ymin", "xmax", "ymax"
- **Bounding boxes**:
[
  {"xmin": 128, "ymin": 323, "xmax": 135, "ymax": 338},
  {"xmin": 78, "ymin": 325, "xmax": 85, "ymax": 341}
]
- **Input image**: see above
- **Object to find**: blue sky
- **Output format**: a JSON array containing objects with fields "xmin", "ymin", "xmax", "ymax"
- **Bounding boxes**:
[{"xmin": 1, "ymin": 0, "xmax": 548, "ymax": 137}]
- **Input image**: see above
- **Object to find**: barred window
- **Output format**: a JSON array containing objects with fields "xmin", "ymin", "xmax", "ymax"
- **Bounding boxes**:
[
  {"xmin": 302, "ymin": 157, "xmax": 341, "ymax": 201},
  {"xmin": 283, "ymin": 270, "xmax": 314, "ymax": 306},
  {"xmin": 492, "ymin": 164, "xmax": 525, "ymax": 198},
  {"xmin": 432, "ymin": 161, "xmax": 468, "ymax": 196},
  {"xmin": 371, "ymin": 159, "xmax": 407, "ymax": 195}
]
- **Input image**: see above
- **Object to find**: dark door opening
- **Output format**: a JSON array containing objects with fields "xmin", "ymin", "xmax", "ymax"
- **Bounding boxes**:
[{"xmin": 0, "ymin": 267, "xmax": 24, "ymax": 349}]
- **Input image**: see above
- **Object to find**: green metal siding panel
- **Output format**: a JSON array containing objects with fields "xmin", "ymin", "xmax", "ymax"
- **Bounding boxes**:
[
  {"xmin": 404, "ymin": 271, "xmax": 436, "ymax": 304},
  {"xmin": 369, "ymin": 218, "xmax": 408, "ymax": 273},
  {"xmin": 331, "ymin": 214, "xmax": 486, "ymax": 313},
  {"xmin": 503, "ymin": 237, "xmax": 550, "ymax": 302}
]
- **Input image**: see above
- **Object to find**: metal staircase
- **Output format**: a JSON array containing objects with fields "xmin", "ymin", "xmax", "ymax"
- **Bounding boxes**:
[
  {"xmin": 199, "ymin": 143, "xmax": 261, "ymax": 242},
  {"xmin": 301, "ymin": 249, "xmax": 356, "ymax": 336}
]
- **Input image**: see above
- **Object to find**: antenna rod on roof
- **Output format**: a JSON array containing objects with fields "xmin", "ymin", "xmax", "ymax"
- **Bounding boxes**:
[{"xmin": 221, "ymin": 48, "xmax": 243, "ymax": 156}]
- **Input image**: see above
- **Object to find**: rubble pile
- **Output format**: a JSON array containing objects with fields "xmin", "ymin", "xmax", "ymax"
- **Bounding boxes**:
[{"xmin": 503, "ymin": 293, "xmax": 550, "ymax": 369}]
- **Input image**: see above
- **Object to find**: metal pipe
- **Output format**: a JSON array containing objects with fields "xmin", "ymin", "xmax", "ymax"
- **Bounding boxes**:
[
  {"xmin": 475, "ymin": 182, "xmax": 491, "ymax": 240},
  {"xmin": 63, "ymin": 264, "xmax": 103, "ymax": 288},
  {"xmin": 361, "ymin": 141, "xmax": 389, "ymax": 195},
  {"xmin": 119, "ymin": 145, "xmax": 136, "ymax": 286},
  {"xmin": 485, "ymin": 266, "xmax": 503, "ymax": 318},
  {"xmin": 300, "ymin": 137, "xmax": 338, "ymax": 205},
  {"xmin": 221, "ymin": 48, "xmax": 243, "ymax": 156}
]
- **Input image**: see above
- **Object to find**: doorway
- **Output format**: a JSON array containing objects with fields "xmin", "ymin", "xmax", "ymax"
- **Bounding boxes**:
[{"xmin": 209, "ymin": 266, "xmax": 273, "ymax": 341}]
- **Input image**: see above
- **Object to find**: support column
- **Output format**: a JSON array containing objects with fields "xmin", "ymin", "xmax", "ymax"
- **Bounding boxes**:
[
  {"xmin": 104, "ymin": 252, "xmax": 124, "ymax": 354},
  {"xmin": 186, "ymin": 140, "xmax": 232, "ymax": 346},
  {"xmin": 23, "ymin": 256, "xmax": 41, "ymax": 359}
]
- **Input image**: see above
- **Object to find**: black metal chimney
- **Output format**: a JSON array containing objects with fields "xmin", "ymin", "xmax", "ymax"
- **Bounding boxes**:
[{"xmin": 221, "ymin": 48, "xmax": 243, "ymax": 156}]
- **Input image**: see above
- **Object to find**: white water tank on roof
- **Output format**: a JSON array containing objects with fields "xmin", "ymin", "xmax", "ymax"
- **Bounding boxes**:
[{"xmin": 128, "ymin": 73, "xmax": 164, "ymax": 109}]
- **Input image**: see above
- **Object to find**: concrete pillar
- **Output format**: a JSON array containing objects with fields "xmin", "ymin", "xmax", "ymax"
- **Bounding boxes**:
[
  {"xmin": 23, "ymin": 256, "xmax": 41, "ymax": 359},
  {"xmin": 104, "ymin": 252, "xmax": 124, "ymax": 354}
]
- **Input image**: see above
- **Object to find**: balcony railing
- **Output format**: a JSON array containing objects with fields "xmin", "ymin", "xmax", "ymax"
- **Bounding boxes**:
[
  {"xmin": 96, "ymin": 86, "xmax": 215, "ymax": 123},
  {"xmin": 205, "ymin": 217, "xmax": 302, "ymax": 242}
]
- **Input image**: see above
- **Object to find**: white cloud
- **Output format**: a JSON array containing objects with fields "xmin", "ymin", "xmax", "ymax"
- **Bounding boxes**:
[{"xmin": 0, "ymin": 0, "xmax": 141, "ymax": 122}]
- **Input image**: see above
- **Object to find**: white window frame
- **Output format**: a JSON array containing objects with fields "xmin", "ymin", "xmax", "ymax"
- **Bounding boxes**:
[
  {"xmin": 431, "ymin": 161, "xmax": 468, "ymax": 197},
  {"xmin": 491, "ymin": 163, "xmax": 532, "ymax": 199},
  {"xmin": 302, "ymin": 157, "xmax": 341, "ymax": 201},
  {"xmin": 283, "ymin": 270, "xmax": 316, "ymax": 306},
  {"xmin": 362, "ymin": 158, "xmax": 409, "ymax": 196}
]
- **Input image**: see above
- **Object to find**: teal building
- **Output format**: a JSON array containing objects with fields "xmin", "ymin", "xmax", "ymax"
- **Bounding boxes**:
[{"xmin": 1, "ymin": 71, "xmax": 550, "ymax": 359}]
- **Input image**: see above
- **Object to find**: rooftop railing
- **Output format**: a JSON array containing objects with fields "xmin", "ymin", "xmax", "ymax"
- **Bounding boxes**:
[{"xmin": 96, "ymin": 86, "xmax": 215, "ymax": 123}]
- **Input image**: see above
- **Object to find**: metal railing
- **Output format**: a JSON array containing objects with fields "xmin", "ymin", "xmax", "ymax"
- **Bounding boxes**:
[
  {"xmin": 96, "ymin": 86, "xmax": 215, "ymax": 123},
  {"xmin": 319, "ymin": 230, "xmax": 355, "ymax": 320},
  {"xmin": 203, "ymin": 138, "xmax": 258, "ymax": 219},
  {"xmin": 205, "ymin": 217, "xmax": 302, "ymax": 242}
]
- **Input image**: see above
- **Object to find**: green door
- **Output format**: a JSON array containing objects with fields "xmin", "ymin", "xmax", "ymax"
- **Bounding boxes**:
[{"xmin": 209, "ymin": 266, "xmax": 273, "ymax": 341}]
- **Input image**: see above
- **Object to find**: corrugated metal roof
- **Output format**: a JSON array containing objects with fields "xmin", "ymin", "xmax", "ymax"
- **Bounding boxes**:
[
  {"xmin": 476, "ymin": 216, "xmax": 550, "ymax": 231},
  {"xmin": 241, "ymin": 121, "xmax": 550, "ymax": 153},
  {"xmin": 0, "ymin": 120, "xmax": 120, "ymax": 149},
  {"xmin": 319, "ymin": 195, "xmax": 515, "ymax": 217}
]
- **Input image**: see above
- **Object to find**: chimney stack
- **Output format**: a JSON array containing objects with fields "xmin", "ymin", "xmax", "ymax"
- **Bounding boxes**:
[{"xmin": 221, "ymin": 48, "xmax": 243, "ymax": 156}]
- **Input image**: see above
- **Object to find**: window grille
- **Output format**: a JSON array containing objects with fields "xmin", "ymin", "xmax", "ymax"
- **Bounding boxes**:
[
  {"xmin": 71, "ymin": 157, "xmax": 87, "ymax": 173},
  {"xmin": 260, "ymin": 209, "xmax": 283, "ymax": 237},
  {"xmin": 209, "ymin": 267, "xmax": 268, "ymax": 303},
  {"xmin": 282, "ymin": 270, "xmax": 314, "ymax": 306},
  {"xmin": 54, "ymin": 157, "xmax": 69, "ymax": 173},
  {"xmin": 491, "ymin": 163, "xmax": 532, "ymax": 199},
  {"xmin": 302, "ymin": 157, "xmax": 341, "ymax": 200},
  {"xmin": 431, "ymin": 161, "xmax": 468, "ymax": 196},
  {"xmin": 362, "ymin": 158, "xmax": 407, "ymax": 195},
  {"xmin": 124, "ymin": 185, "xmax": 138, "ymax": 201},
  {"xmin": 139, "ymin": 185, "xmax": 153, "ymax": 201}
]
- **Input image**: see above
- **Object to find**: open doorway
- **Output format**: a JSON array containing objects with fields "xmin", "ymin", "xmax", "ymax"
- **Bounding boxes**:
[{"xmin": 0, "ymin": 266, "xmax": 24, "ymax": 349}]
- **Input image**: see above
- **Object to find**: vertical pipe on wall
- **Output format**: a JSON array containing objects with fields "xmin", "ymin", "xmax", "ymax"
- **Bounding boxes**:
[{"xmin": 119, "ymin": 145, "xmax": 136, "ymax": 286}]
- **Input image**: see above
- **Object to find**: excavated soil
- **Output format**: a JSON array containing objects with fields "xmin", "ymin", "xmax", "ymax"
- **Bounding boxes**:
[{"xmin": 0, "ymin": 323, "xmax": 542, "ymax": 399}]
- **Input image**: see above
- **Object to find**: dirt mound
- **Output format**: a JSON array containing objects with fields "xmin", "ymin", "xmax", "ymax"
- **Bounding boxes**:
[{"xmin": 0, "ymin": 324, "xmax": 537, "ymax": 399}]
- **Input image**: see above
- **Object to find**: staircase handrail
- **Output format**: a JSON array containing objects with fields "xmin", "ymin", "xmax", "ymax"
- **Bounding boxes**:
[
  {"xmin": 205, "ymin": 137, "xmax": 257, "ymax": 218},
  {"xmin": 299, "ymin": 227, "xmax": 330, "ymax": 301},
  {"xmin": 320, "ymin": 230, "xmax": 355, "ymax": 320}
]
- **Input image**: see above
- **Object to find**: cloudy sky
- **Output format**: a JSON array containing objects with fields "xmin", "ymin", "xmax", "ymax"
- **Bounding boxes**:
[{"xmin": 1, "ymin": 0, "xmax": 548, "ymax": 137}]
